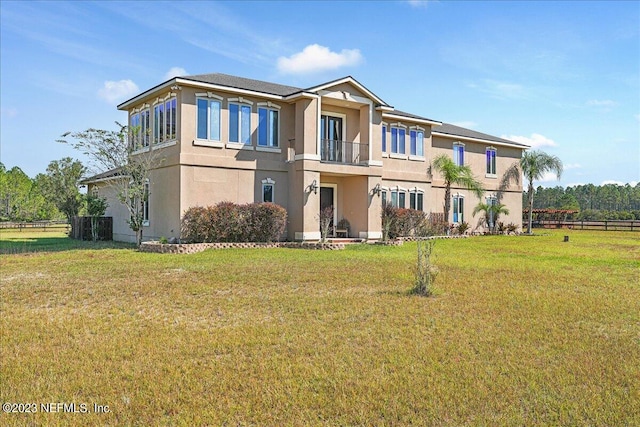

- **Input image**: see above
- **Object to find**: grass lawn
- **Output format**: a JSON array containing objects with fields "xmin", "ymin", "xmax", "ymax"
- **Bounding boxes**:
[{"xmin": 1, "ymin": 230, "xmax": 638, "ymax": 426}]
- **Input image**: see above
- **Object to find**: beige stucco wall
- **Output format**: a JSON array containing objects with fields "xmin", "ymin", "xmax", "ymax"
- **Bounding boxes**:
[{"xmin": 109, "ymin": 78, "xmax": 526, "ymax": 242}]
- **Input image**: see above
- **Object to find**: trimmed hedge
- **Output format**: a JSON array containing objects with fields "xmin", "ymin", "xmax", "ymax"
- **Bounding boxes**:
[
  {"xmin": 382, "ymin": 203, "xmax": 447, "ymax": 239},
  {"xmin": 181, "ymin": 202, "xmax": 287, "ymax": 243}
]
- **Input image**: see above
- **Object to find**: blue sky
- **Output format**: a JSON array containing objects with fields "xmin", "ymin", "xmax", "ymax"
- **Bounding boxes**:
[{"xmin": 1, "ymin": 0, "xmax": 638, "ymax": 187}]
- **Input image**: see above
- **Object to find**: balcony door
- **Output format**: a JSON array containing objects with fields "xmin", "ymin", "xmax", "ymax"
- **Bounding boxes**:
[{"xmin": 321, "ymin": 114, "xmax": 343, "ymax": 162}]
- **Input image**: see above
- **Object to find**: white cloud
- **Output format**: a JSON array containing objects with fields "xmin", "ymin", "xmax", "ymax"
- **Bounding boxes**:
[
  {"xmin": 164, "ymin": 67, "xmax": 187, "ymax": 80},
  {"xmin": 534, "ymin": 171, "xmax": 562, "ymax": 183},
  {"xmin": 277, "ymin": 44, "xmax": 363, "ymax": 74},
  {"xmin": 97, "ymin": 80, "xmax": 139, "ymax": 104},
  {"xmin": 586, "ymin": 99, "xmax": 616, "ymax": 107},
  {"xmin": 501, "ymin": 133, "xmax": 557, "ymax": 149},
  {"xmin": 450, "ymin": 121, "xmax": 477, "ymax": 129}
]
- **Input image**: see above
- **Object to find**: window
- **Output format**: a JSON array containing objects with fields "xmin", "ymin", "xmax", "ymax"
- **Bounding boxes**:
[
  {"xmin": 229, "ymin": 103, "xmax": 252, "ymax": 144},
  {"xmin": 381, "ymin": 190, "xmax": 387, "ymax": 206},
  {"xmin": 196, "ymin": 98, "xmax": 221, "ymax": 141},
  {"xmin": 153, "ymin": 97, "xmax": 177, "ymax": 145},
  {"xmin": 262, "ymin": 184, "xmax": 274, "ymax": 202},
  {"xmin": 91, "ymin": 187, "xmax": 99, "ymax": 198},
  {"xmin": 486, "ymin": 196, "xmax": 498, "ymax": 228},
  {"xmin": 453, "ymin": 195, "xmax": 464, "ymax": 223},
  {"xmin": 258, "ymin": 107, "xmax": 279, "ymax": 147},
  {"xmin": 410, "ymin": 191, "xmax": 424, "ymax": 211},
  {"xmin": 486, "ymin": 147, "xmax": 497, "ymax": 175},
  {"xmin": 165, "ymin": 98, "xmax": 176, "ymax": 141},
  {"xmin": 382, "ymin": 124, "xmax": 387, "ymax": 153},
  {"xmin": 143, "ymin": 181, "xmax": 150, "ymax": 226},
  {"xmin": 391, "ymin": 190, "xmax": 406, "ymax": 208},
  {"xmin": 141, "ymin": 109, "xmax": 150, "ymax": 147},
  {"xmin": 262, "ymin": 178, "xmax": 275, "ymax": 203},
  {"xmin": 410, "ymin": 130, "xmax": 424, "ymax": 157},
  {"xmin": 391, "ymin": 126, "xmax": 406, "ymax": 154},
  {"xmin": 130, "ymin": 112, "xmax": 140, "ymax": 149},
  {"xmin": 453, "ymin": 143, "xmax": 465, "ymax": 166},
  {"xmin": 153, "ymin": 103, "xmax": 163, "ymax": 145}
]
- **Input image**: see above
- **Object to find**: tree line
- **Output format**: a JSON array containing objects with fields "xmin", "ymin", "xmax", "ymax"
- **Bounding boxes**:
[
  {"xmin": 0, "ymin": 158, "xmax": 88, "ymax": 222},
  {"xmin": 523, "ymin": 183, "xmax": 640, "ymax": 220}
]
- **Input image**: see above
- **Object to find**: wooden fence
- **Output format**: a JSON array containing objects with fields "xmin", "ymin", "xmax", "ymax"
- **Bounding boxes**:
[
  {"xmin": 0, "ymin": 220, "xmax": 70, "ymax": 232},
  {"xmin": 70, "ymin": 216, "xmax": 113, "ymax": 241},
  {"xmin": 536, "ymin": 220, "xmax": 639, "ymax": 231}
]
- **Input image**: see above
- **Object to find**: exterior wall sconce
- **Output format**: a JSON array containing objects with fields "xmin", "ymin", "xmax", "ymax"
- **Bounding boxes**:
[
  {"xmin": 308, "ymin": 179, "xmax": 319, "ymax": 194},
  {"xmin": 372, "ymin": 183, "xmax": 382, "ymax": 197}
]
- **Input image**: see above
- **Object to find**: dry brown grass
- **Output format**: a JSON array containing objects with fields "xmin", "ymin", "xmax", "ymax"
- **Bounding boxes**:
[{"xmin": 1, "ymin": 230, "xmax": 638, "ymax": 425}]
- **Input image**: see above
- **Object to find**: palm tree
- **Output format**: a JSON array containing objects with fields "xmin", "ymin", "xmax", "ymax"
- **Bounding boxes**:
[
  {"xmin": 431, "ymin": 154, "xmax": 484, "ymax": 223},
  {"xmin": 521, "ymin": 150, "xmax": 563, "ymax": 234},
  {"xmin": 473, "ymin": 202, "xmax": 510, "ymax": 233}
]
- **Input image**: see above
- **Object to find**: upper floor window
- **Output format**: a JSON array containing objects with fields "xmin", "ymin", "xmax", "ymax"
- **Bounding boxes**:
[
  {"xmin": 410, "ymin": 129, "xmax": 424, "ymax": 157},
  {"xmin": 258, "ymin": 107, "xmax": 279, "ymax": 148},
  {"xmin": 410, "ymin": 190, "xmax": 424, "ymax": 211},
  {"xmin": 229, "ymin": 103, "xmax": 252, "ymax": 145},
  {"xmin": 129, "ymin": 109, "xmax": 150, "ymax": 150},
  {"xmin": 453, "ymin": 142, "xmax": 465, "ymax": 166},
  {"xmin": 486, "ymin": 147, "xmax": 497, "ymax": 175},
  {"xmin": 154, "ymin": 97, "xmax": 177, "ymax": 145},
  {"xmin": 382, "ymin": 123, "xmax": 387, "ymax": 153},
  {"xmin": 391, "ymin": 126, "xmax": 406, "ymax": 154},
  {"xmin": 196, "ymin": 98, "xmax": 221, "ymax": 141}
]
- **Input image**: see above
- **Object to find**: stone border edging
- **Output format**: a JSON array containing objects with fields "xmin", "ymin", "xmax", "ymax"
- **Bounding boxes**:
[
  {"xmin": 139, "ymin": 241, "xmax": 346, "ymax": 254},
  {"xmin": 139, "ymin": 234, "xmax": 470, "ymax": 254}
]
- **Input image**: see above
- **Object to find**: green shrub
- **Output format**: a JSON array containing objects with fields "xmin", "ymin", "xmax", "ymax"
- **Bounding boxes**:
[{"xmin": 181, "ymin": 202, "xmax": 287, "ymax": 243}]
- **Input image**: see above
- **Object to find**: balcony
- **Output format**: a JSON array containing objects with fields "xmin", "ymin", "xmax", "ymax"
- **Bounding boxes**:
[{"xmin": 320, "ymin": 139, "xmax": 368, "ymax": 165}]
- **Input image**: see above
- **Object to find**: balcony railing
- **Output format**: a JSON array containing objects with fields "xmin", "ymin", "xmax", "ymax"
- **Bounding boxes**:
[{"xmin": 320, "ymin": 139, "xmax": 368, "ymax": 165}]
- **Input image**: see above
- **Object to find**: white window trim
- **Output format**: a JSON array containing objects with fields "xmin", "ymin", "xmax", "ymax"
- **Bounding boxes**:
[
  {"xmin": 453, "ymin": 141, "xmax": 465, "ymax": 166},
  {"xmin": 195, "ymin": 92, "xmax": 223, "ymax": 101},
  {"xmin": 142, "ymin": 179, "xmax": 150, "ymax": 227},
  {"xmin": 486, "ymin": 146, "xmax": 498, "ymax": 178},
  {"xmin": 409, "ymin": 188, "xmax": 425, "ymax": 211},
  {"xmin": 409, "ymin": 127, "xmax": 425, "ymax": 158},
  {"xmin": 390, "ymin": 123, "xmax": 407, "ymax": 155},
  {"xmin": 226, "ymin": 142, "xmax": 254, "ymax": 150},
  {"xmin": 257, "ymin": 101, "xmax": 281, "ymax": 109},
  {"xmin": 452, "ymin": 193, "xmax": 465, "ymax": 224},
  {"xmin": 256, "ymin": 146, "xmax": 281, "ymax": 153},
  {"xmin": 228, "ymin": 101, "xmax": 253, "ymax": 145},
  {"xmin": 257, "ymin": 105, "xmax": 281, "ymax": 148},
  {"xmin": 262, "ymin": 178, "xmax": 275, "ymax": 203},
  {"xmin": 195, "ymin": 97, "xmax": 222, "ymax": 143},
  {"xmin": 381, "ymin": 121, "xmax": 389, "ymax": 157}
]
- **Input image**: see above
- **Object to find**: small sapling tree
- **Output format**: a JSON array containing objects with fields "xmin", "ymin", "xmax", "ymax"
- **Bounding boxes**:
[{"xmin": 59, "ymin": 123, "xmax": 162, "ymax": 246}]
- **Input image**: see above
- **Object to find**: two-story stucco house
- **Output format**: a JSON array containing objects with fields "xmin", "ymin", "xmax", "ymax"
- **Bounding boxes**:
[{"xmin": 86, "ymin": 73, "xmax": 527, "ymax": 243}]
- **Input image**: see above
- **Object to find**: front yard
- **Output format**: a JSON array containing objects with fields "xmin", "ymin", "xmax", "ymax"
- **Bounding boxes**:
[{"xmin": 1, "ymin": 230, "xmax": 638, "ymax": 425}]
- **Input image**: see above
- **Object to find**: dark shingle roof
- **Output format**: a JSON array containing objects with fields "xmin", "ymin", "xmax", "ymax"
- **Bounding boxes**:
[
  {"xmin": 435, "ymin": 122, "xmax": 527, "ymax": 147},
  {"xmin": 181, "ymin": 73, "xmax": 303, "ymax": 97},
  {"xmin": 386, "ymin": 109, "xmax": 440, "ymax": 124}
]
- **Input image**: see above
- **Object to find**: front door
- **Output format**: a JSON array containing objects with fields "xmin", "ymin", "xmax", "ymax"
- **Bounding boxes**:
[{"xmin": 320, "ymin": 186, "xmax": 335, "ymax": 235}]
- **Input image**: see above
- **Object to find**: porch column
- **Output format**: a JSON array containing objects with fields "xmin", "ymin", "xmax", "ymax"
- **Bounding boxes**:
[
  {"xmin": 292, "ymin": 169, "xmax": 321, "ymax": 241},
  {"xmin": 364, "ymin": 175, "xmax": 383, "ymax": 240}
]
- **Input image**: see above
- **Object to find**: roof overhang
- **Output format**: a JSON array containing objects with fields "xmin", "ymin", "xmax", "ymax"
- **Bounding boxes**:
[
  {"xmin": 306, "ymin": 76, "xmax": 389, "ymax": 106},
  {"xmin": 432, "ymin": 131, "xmax": 529, "ymax": 149},
  {"xmin": 382, "ymin": 112, "xmax": 442, "ymax": 127},
  {"xmin": 118, "ymin": 77, "xmax": 288, "ymax": 110}
]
